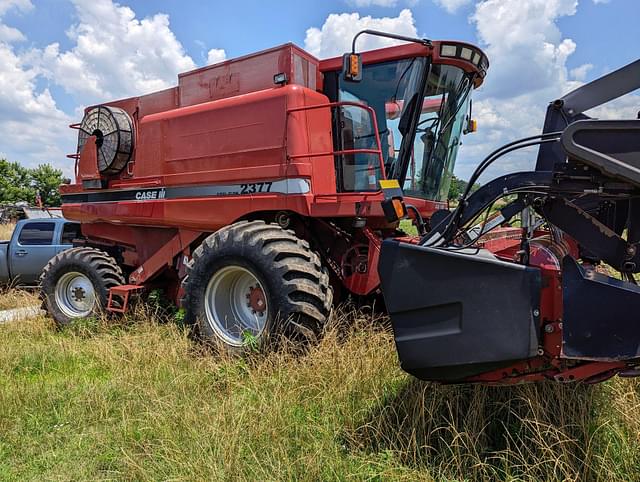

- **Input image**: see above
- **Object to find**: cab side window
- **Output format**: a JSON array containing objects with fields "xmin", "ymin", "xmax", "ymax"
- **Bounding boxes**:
[
  {"xmin": 61, "ymin": 223, "xmax": 81, "ymax": 245},
  {"xmin": 18, "ymin": 222, "xmax": 55, "ymax": 246}
]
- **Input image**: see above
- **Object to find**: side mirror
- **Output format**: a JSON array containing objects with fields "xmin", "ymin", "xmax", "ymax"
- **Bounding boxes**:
[
  {"xmin": 464, "ymin": 118, "xmax": 477, "ymax": 135},
  {"xmin": 463, "ymin": 99, "xmax": 477, "ymax": 135},
  {"xmin": 342, "ymin": 53, "xmax": 362, "ymax": 82}
]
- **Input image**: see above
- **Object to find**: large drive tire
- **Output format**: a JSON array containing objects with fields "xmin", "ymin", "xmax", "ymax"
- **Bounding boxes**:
[
  {"xmin": 183, "ymin": 220, "xmax": 333, "ymax": 351},
  {"xmin": 40, "ymin": 247, "xmax": 125, "ymax": 326}
]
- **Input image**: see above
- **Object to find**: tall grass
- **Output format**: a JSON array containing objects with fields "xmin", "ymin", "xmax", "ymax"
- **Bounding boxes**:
[
  {"xmin": 1, "ymin": 296, "xmax": 639, "ymax": 480},
  {"xmin": 0, "ymin": 223, "xmax": 14, "ymax": 241}
]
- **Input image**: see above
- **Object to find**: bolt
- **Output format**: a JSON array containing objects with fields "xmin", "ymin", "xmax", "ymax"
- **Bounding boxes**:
[
  {"xmin": 533, "ymin": 309, "xmax": 540, "ymax": 317},
  {"xmin": 545, "ymin": 324, "xmax": 554, "ymax": 333}
]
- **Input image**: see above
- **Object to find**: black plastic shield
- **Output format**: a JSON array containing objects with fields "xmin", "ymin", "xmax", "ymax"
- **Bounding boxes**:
[
  {"xmin": 562, "ymin": 257, "xmax": 640, "ymax": 361},
  {"xmin": 379, "ymin": 240, "xmax": 541, "ymax": 381}
]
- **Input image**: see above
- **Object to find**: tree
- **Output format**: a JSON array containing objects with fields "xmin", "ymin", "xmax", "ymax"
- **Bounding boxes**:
[
  {"xmin": 0, "ymin": 159, "xmax": 65, "ymax": 206},
  {"xmin": 30, "ymin": 164, "xmax": 64, "ymax": 206},
  {"xmin": 448, "ymin": 175, "xmax": 481, "ymax": 201},
  {"xmin": 0, "ymin": 160, "xmax": 32, "ymax": 203}
]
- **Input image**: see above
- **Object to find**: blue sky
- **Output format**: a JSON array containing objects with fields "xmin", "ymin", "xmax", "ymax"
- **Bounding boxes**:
[{"xmin": 0, "ymin": 0, "xmax": 638, "ymax": 180}]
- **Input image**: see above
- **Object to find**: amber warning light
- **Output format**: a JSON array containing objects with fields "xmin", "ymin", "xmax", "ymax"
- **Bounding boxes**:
[
  {"xmin": 379, "ymin": 179, "xmax": 407, "ymax": 222},
  {"xmin": 343, "ymin": 53, "xmax": 362, "ymax": 82}
]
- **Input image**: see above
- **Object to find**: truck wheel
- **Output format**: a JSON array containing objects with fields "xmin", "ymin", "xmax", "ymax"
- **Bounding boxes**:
[
  {"xmin": 40, "ymin": 247, "xmax": 125, "ymax": 326},
  {"xmin": 183, "ymin": 220, "xmax": 333, "ymax": 351}
]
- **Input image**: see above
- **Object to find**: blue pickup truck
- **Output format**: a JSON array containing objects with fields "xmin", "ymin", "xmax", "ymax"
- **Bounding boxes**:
[{"xmin": 0, "ymin": 218, "xmax": 80, "ymax": 284}]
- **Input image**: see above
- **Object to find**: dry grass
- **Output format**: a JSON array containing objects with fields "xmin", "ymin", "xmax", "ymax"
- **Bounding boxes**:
[
  {"xmin": 0, "ymin": 294, "xmax": 639, "ymax": 480},
  {"xmin": 0, "ymin": 286, "xmax": 39, "ymax": 310},
  {"xmin": 0, "ymin": 222, "xmax": 14, "ymax": 240}
]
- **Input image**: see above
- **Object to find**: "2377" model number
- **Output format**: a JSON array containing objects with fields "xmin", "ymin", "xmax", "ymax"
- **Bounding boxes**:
[{"xmin": 239, "ymin": 182, "xmax": 273, "ymax": 194}]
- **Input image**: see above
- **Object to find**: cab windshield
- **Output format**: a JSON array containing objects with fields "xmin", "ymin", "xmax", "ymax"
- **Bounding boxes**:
[{"xmin": 338, "ymin": 59, "xmax": 472, "ymax": 201}]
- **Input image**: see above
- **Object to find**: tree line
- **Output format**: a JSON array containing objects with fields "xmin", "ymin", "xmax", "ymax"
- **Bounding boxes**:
[
  {"xmin": 448, "ymin": 175, "xmax": 480, "ymax": 201},
  {"xmin": 0, "ymin": 159, "xmax": 66, "ymax": 207}
]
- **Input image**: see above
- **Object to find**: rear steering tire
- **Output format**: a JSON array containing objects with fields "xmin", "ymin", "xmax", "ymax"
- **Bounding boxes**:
[
  {"xmin": 183, "ymin": 220, "xmax": 333, "ymax": 351},
  {"xmin": 40, "ymin": 247, "xmax": 125, "ymax": 326}
]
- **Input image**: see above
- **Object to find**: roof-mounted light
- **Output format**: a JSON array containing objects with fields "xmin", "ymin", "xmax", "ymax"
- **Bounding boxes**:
[
  {"xmin": 461, "ymin": 47, "xmax": 473, "ymax": 61},
  {"xmin": 440, "ymin": 44, "xmax": 457, "ymax": 57},
  {"xmin": 439, "ymin": 43, "xmax": 489, "ymax": 76}
]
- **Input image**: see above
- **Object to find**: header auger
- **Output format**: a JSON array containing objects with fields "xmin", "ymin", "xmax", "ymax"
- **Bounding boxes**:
[{"xmin": 40, "ymin": 29, "xmax": 640, "ymax": 384}]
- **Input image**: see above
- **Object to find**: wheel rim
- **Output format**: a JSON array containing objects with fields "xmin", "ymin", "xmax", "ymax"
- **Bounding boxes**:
[
  {"xmin": 54, "ymin": 272, "xmax": 96, "ymax": 318},
  {"xmin": 204, "ymin": 266, "xmax": 268, "ymax": 347}
]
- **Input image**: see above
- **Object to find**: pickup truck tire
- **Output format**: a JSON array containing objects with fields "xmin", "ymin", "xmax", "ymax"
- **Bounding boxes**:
[
  {"xmin": 182, "ymin": 220, "xmax": 333, "ymax": 352},
  {"xmin": 40, "ymin": 247, "xmax": 125, "ymax": 326}
]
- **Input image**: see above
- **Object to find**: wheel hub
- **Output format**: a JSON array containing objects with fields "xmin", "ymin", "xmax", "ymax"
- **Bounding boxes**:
[
  {"xmin": 72, "ymin": 286, "xmax": 87, "ymax": 302},
  {"xmin": 247, "ymin": 285, "xmax": 266, "ymax": 314},
  {"xmin": 204, "ymin": 266, "xmax": 268, "ymax": 347},
  {"xmin": 54, "ymin": 272, "xmax": 96, "ymax": 318}
]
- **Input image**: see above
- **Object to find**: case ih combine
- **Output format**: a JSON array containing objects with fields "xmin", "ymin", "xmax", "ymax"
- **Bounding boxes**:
[{"xmin": 40, "ymin": 30, "xmax": 640, "ymax": 384}]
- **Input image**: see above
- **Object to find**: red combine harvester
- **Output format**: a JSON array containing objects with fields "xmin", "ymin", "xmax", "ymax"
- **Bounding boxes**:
[{"xmin": 41, "ymin": 30, "xmax": 640, "ymax": 384}]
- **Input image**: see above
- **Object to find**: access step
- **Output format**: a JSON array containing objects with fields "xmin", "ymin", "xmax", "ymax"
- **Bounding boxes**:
[{"xmin": 107, "ymin": 284, "xmax": 145, "ymax": 314}]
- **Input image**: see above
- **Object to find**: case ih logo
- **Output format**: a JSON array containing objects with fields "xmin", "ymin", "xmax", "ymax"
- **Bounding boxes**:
[{"xmin": 135, "ymin": 189, "xmax": 166, "ymax": 201}]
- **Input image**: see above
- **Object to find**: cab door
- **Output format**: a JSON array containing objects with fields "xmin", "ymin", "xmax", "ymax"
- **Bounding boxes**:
[{"xmin": 10, "ymin": 221, "xmax": 57, "ymax": 284}]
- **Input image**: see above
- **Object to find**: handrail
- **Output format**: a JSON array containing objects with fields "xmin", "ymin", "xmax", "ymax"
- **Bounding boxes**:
[{"xmin": 286, "ymin": 101, "xmax": 387, "ymax": 180}]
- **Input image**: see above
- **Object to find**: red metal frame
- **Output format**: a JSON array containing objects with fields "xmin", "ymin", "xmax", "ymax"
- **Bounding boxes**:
[
  {"xmin": 107, "ymin": 285, "xmax": 145, "ymax": 313},
  {"xmin": 286, "ymin": 101, "xmax": 386, "ymax": 179}
]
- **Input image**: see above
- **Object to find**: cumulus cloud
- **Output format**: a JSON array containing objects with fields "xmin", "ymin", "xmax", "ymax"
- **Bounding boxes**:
[
  {"xmin": 304, "ymin": 9, "xmax": 418, "ymax": 58},
  {"xmin": 455, "ymin": 0, "xmax": 575, "ymax": 179},
  {"xmin": 0, "ymin": 0, "xmax": 226, "ymax": 173},
  {"xmin": 471, "ymin": 0, "xmax": 578, "ymax": 99},
  {"xmin": 454, "ymin": 0, "xmax": 639, "ymax": 181},
  {"xmin": 569, "ymin": 63, "xmax": 593, "ymax": 81},
  {"xmin": 0, "ymin": 0, "xmax": 33, "ymax": 16},
  {"xmin": 432, "ymin": 0, "xmax": 472, "ymax": 14},
  {"xmin": 0, "ymin": 0, "xmax": 230, "ymax": 175},
  {"xmin": 206, "ymin": 48, "xmax": 226, "ymax": 65},
  {"xmin": 0, "ymin": 0, "xmax": 72, "ymax": 170},
  {"xmin": 0, "ymin": 0, "xmax": 31, "ymax": 42},
  {"xmin": 36, "ymin": 0, "xmax": 196, "ymax": 105}
]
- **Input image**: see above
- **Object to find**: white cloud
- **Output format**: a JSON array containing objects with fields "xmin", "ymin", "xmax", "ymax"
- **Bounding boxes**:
[
  {"xmin": 347, "ymin": 0, "xmax": 399, "ymax": 6},
  {"xmin": 0, "ymin": 0, "xmax": 32, "ymax": 16},
  {"xmin": 432, "ymin": 0, "xmax": 472, "ymax": 14},
  {"xmin": 304, "ymin": 9, "xmax": 418, "ymax": 58},
  {"xmin": 0, "ymin": 0, "xmax": 72, "ymax": 171},
  {"xmin": 0, "ymin": 0, "xmax": 229, "ymax": 175},
  {"xmin": 35, "ymin": 0, "xmax": 196, "ymax": 106},
  {"xmin": 569, "ymin": 63, "xmax": 593, "ymax": 81},
  {"xmin": 454, "ymin": 0, "xmax": 639, "ymax": 181},
  {"xmin": 206, "ymin": 48, "xmax": 226, "ymax": 65},
  {"xmin": 592, "ymin": 0, "xmax": 611, "ymax": 4},
  {"xmin": 0, "ymin": 0, "xmax": 31, "ymax": 42},
  {"xmin": 0, "ymin": 22, "xmax": 24, "ymax": 42},
  {"xmin": 456, "ymin": 0, "xmax": 580, "ymax": 180}
]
